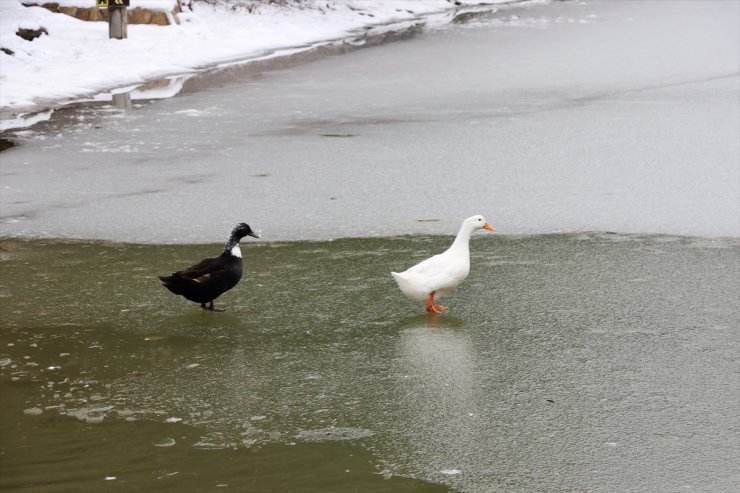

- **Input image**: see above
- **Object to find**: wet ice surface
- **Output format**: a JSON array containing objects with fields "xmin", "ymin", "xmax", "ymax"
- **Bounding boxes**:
[
  {"xmin": 1, "ymin": 1, "xmax": 739, "ymax": 492},
  {"xmin": 1, "ymin": 0, "xmax": 738, "ymax": 242},
  {"xmin": 1, "ymin": 234, "xmax": 738, "ymax": 492}
]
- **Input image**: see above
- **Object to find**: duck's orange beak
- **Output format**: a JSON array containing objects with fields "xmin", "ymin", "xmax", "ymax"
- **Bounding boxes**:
[{"xmin": 483, "ymin": 223, "xmax": 496, "ymax": 232}]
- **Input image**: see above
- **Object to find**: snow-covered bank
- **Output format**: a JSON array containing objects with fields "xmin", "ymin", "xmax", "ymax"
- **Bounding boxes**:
[{"xmin": 0, "ymin": 0, "xmax": 518, "ymax": 130}]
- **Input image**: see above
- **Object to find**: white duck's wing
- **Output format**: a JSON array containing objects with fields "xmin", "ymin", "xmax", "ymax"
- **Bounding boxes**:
[
  {"xmin": 404, "ymin": 251, "xmax": 470, "ymax": 294},
  {"xmin": 405, "ymin": 252, "xmax": 450, "ymax": 276}
]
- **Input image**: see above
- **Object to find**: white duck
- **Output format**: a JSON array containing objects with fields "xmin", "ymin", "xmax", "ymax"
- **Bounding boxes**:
[{"xmin": 392, "ymin": 215, "xmax": 496, "ymax": 313}]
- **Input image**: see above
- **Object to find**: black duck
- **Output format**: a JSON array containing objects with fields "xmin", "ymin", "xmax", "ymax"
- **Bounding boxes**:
[{"xmin": 159, "ymin": 222, "xmax": 259, "ymax": 311}]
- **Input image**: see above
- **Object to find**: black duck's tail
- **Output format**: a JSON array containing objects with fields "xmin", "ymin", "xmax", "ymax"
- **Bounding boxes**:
[{"xmin": 159, "ymin": 275, "xmax": 186, "ymax": 295}]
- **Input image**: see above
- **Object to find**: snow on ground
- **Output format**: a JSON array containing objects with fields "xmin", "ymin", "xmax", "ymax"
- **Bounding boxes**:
[{"xmin": 0, "ymin": 0, "xmax": 514, "ymax": 127}]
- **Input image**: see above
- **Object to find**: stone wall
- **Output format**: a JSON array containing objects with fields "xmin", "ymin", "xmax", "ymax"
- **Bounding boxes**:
[{"xmin": 23, "ymin": 2, "xmax": 181, "ymax": 25}]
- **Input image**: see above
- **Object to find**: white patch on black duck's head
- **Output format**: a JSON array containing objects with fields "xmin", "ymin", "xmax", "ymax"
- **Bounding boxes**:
[{"xmin": 224, "ymin": 222, "xmax": 259, "ymax": 257}]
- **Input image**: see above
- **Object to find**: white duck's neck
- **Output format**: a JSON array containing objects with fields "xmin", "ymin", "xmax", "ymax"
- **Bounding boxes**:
[{"xmin": 448, "ymin": 222, "xmax": 476, "ymax": 254}]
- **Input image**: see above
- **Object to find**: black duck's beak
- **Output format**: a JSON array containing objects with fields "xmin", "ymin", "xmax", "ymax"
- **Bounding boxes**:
[{"xmin": 249, "ymin": 230, "xmax": 261, "ymax": 239}]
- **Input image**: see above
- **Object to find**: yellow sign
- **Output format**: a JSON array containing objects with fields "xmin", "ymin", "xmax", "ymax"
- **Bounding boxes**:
[{"xmin": 96, "ymin": 0, "xmax": 129, "ymax": 6}]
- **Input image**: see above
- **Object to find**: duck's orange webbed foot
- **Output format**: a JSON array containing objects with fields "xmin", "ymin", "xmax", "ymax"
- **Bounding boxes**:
[
  {"xmin": 425, "ymin": 292, "xmax": 449, "ymax": 314},
  {"xmin": 426, "ymin": 305, "xmax": 448, "ymax": 314}
]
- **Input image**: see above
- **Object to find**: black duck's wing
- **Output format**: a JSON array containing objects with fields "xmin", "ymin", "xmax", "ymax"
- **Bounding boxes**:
[
  {"xmin": 160, "ymin": 255, "xmax": 241, "ymax": 301},
  {"xmin": 177, "ymin": 257, "xmax": 236, "ymax": 283},
  {"xmin": 175, "ymin": 257, "xmax": 223, "ymax": 281}
]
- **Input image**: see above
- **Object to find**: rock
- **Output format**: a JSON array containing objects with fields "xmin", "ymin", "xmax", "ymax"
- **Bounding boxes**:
[
  {"xmin": 40, "ymin": 2, "xmax": 60, "ymax": 12},
  {"xmin": 16, "ymin": 27, "xmax": 48, "ymax": 42},
  {"xmin": 58, "ymin": 6, "xmax": 77, "ymax": 18},
  {"xmin": 149, "ymin": 11, "xmax": 170, "ymax": 26},
  {"xmin": 128, "ymin": 8, "xmax": 152, "ymax": 24},
  {"xmin": 90, "ymin": 8, "xmax": 105, "ymax": 22},
  {"xmin": 27, "ymin": 2, "xmax": 179, "ymax": 26},
  {"xmin": 0, "ymin": 138, "xmax": 16, "ymax": 153}
]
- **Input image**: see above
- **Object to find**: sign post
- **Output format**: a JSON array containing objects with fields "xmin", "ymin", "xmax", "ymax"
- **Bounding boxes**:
[{"xmin": 96, "ymin": 0, "xmax": 129, "ymax": 39}]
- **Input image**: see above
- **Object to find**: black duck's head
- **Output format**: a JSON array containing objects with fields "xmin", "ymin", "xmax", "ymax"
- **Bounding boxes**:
[{"xmin": 231, "ymin": 222, "xmax": 260, "ymax": 241}]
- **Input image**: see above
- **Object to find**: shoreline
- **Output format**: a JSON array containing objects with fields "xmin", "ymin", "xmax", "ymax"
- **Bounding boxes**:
[
  {"xmin": 1, "ymin": 231, "xmax": 738, "ymax": 246},
  {"xmin": 0, "ymin": 0, "xmax": 524, "ymax": 133}
]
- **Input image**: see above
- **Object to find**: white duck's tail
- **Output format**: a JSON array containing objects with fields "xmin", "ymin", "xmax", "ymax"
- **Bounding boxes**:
[{"xmin": 391, "ymin": 271, "xmax": 429, "ymax": 302}]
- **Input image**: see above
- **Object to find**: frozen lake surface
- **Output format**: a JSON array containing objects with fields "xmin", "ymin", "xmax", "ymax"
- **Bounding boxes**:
[
  {"xmin": 1, "ymin": 234, "xmax": 738, "ymax": 492},
  {"xmin": 1, "ymin": 2, "xmax": 739, "ymax": 491},
  {"xmin": 1, "ymin": 0, "xmax": 738, "ymax": 242}
]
